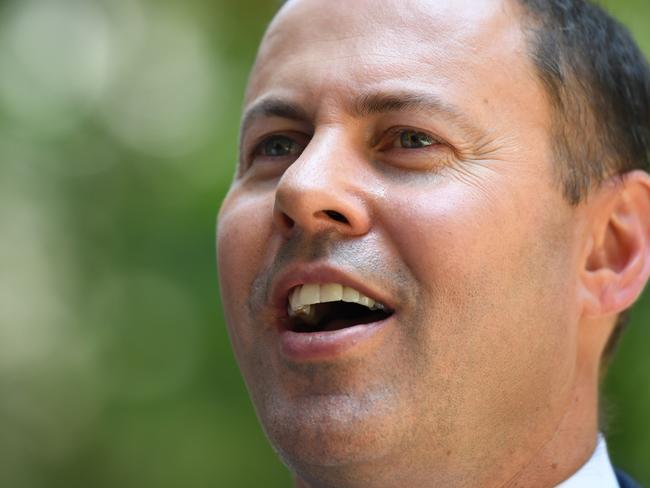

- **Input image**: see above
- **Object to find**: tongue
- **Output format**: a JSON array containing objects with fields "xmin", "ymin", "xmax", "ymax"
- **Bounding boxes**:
[
  {"xmin": 291, "ymin": 303, "xmax": 392, "ymax": 333},
  {"xmin": 321, "ymin": 317, "xmax": 365, "ymax": 332},
  {"xmin": 319, "ymin": 310, "xmax": 389, "ymax": 332}
]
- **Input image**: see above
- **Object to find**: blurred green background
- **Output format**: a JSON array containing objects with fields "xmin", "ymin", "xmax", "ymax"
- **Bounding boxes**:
[{"xmin": 0, "ymin": 0, "xmax": 647, "ymax": 486}]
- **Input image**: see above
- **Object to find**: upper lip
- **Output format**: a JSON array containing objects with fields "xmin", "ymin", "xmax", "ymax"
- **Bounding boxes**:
[{"xmin": 269, "ymin": 262, "xmax": 397, "ymax": 322}]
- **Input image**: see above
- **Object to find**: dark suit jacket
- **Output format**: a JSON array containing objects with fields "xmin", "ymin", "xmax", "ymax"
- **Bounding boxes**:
[{"xmin": 616, "ymin": 468, "xmax": 642, "ymax": 488}]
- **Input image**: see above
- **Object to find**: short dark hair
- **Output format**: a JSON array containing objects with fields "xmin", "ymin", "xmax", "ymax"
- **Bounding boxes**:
[
  {"xmin": 516, "ymin": 0, "xmax": 650, "ymax": 203},
  {"xmin": 515, "ymin": 0, "xmax": 650, "ymax": 359}
]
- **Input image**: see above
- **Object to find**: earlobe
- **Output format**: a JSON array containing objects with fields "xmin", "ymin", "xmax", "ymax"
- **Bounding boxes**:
[{"xmin": 581, "ymin": 170, "xmax": 650, "ymax": 318}]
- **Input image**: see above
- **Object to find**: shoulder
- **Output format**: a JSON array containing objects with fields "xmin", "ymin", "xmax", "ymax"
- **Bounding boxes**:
[{"xmin": 615, "ymin": 468, "xmax": 643, "ymax": 488}]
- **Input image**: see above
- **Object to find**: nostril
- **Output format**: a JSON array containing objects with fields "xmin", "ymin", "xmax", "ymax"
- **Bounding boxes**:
[
  {"xmin": 324, "ymin": 210, "xmax": 349, "ymax": 224},
  {"xmin": 280, "ymin": 212, "xmax": 294, "ymax": 229}
]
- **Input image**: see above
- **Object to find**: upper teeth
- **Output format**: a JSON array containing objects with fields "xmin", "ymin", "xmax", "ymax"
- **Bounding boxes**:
[{"xmin": 288, "ymin": 283, "xmax": 385, "ymax": 318}]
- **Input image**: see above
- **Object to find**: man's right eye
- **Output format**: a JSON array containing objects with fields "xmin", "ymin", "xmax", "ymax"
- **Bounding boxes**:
[{"xmin": 255, "ymin": 135, "xmax": 304, "ymax": 158}]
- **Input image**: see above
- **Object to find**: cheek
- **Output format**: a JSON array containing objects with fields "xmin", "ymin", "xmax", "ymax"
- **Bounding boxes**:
[
  {"xmin": 380, "ymin": 179, "xmax": 579, "ymax": 442},
  {"xmin": 385, "ymin": 183, "xmax": 506, "ymax": 295},
  {"xmin": 382, "ymin": 179, "xmax": 577, "ymax": 361},
  {"xmin": 217, "ymin": 191, "xmax": 275, "ymax": 345}
]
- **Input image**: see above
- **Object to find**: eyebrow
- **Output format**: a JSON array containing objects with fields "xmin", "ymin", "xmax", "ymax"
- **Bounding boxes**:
[
  {"xmin": 352, "ymin": 91, "xmax": 463, "ymax": 121},
  {"xmin": 240, "ymin": 98, "xmax": 312, "ymax": 137},
  {"xmin": 240, "ymin": 90, "xmax": 487, "ymax": 143},
  {"xmin": 353, "ymin": 91, "xmax": 490, "ymax": 142}
]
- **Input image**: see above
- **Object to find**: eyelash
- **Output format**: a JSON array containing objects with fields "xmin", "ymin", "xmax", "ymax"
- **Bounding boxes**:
[{"xmin": 381, "ymin": 127, "xmax": 443, "ymax": 150}]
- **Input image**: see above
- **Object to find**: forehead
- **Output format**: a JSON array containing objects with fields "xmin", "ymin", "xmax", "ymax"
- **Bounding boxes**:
[{"xmin": 246, "ymin": 0, "xmax": 543, "ymax": 117}]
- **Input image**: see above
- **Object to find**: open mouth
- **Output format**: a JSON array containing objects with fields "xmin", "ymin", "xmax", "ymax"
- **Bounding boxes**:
[{"xmin": 286, "ymin": 283, "xmax": 394, "ymax": 333}]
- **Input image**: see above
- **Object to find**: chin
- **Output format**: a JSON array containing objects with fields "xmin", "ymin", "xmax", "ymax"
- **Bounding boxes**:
[{"xmin": 258, "ymin": 391, "xmax": 402, "ymax": 472}]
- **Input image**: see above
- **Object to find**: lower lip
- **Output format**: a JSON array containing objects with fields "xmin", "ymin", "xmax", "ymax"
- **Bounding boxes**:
[{"xmin": 278, "ymin": 316, "xmax": 394, "ymax": 361}]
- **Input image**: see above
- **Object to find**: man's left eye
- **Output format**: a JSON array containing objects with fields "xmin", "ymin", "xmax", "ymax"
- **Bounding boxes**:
[{"xmin": 397, "ymin": 130, "xmax": 436, "ymax": 149}]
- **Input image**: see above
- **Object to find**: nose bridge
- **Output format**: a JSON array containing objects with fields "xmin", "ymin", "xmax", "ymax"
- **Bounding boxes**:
[
  {"xmin": 273, "ymin": 127, "xmax": 371, "ymax": 236},
  {"xmin": 288, "ymin": 129, "xmax": 350, "ymax": 189}
]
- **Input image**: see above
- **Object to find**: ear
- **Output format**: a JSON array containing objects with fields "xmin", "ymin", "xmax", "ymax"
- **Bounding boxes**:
[{"xmin": 580, "ymin": 170, "xmax": 650, "ymax": 317}]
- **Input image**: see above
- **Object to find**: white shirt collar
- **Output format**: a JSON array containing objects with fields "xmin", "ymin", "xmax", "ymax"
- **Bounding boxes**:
[{"xmin": 554, "ymin": 434, "xmax": 619, "ymax": 488}]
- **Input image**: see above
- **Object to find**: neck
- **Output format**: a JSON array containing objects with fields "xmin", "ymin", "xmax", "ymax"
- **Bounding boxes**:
[
  {"xmin": 500, "ymin": 377, "xmax": 599, "ymax": 487},
  {"xmin": 502, "ymin": 323, "xmax": 605, "ymax": 488}
]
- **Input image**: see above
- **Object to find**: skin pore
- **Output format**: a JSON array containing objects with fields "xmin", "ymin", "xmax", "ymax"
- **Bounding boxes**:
[{"xmin": 216, "ymin": 0, "xmax": 650, "ymax": 486}]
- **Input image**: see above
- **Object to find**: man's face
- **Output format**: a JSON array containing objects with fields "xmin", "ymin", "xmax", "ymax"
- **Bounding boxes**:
[{"xmin": 218, "ymin": 0, "xmax": 584, "ymax": 484}]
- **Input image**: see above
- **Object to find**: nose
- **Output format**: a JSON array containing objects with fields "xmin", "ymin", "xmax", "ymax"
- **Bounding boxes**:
[{"xmin": 273, "ymin": 131, "xmax": 371, "ymax": 238}]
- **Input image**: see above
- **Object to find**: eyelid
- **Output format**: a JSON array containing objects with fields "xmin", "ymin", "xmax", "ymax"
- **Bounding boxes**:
[
  {"xmin": 384, "ymin": 127, "xmax": 443, "ymax": 146},
  {"xmin": 370, "ymin": 125, "xmax": 456, "ymax": 172}
]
